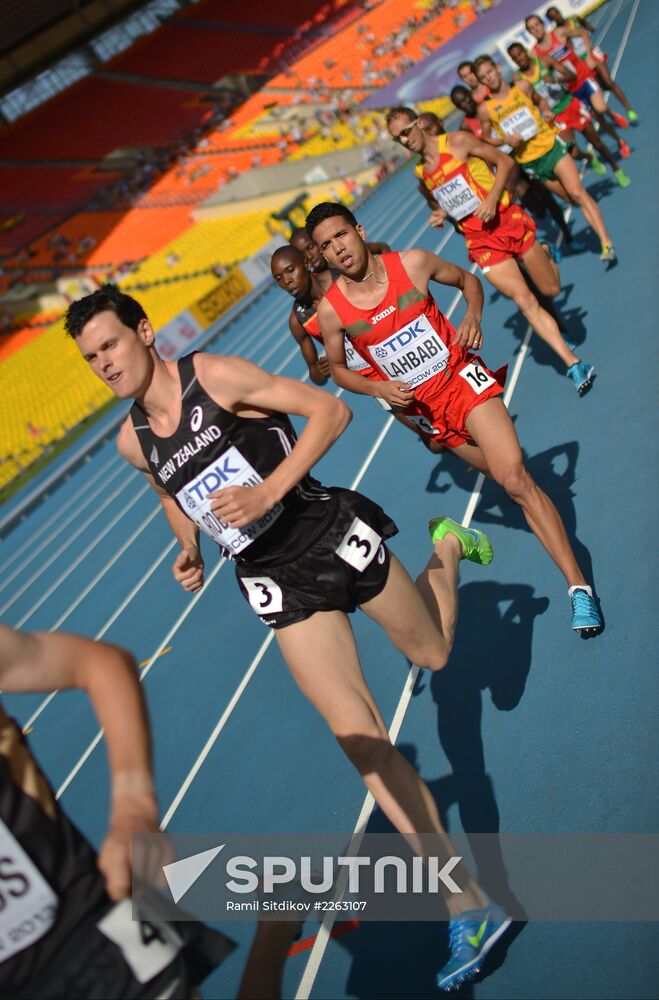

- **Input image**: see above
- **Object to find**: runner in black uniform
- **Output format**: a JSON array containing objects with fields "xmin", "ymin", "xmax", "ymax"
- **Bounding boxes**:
[
  {"xmin": 67, "ymin": 283, "xmax": 512, "ymax": 992},
  {"xmin": 0, "ymin": 626, "xmax": 234, "ymax": 999}
]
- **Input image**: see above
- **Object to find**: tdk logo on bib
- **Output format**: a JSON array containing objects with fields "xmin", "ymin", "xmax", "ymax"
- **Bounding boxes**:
[
  {"xmin": 182, "ymin": 449, "xmax": 259, "ymax": 503},
  {"xmin": 369, "ymin": 313, "xmax": 450, "ymax": 388},
  {"xmin": 176, "ymin": 446, "xmax": 283, "ymax": 553}
]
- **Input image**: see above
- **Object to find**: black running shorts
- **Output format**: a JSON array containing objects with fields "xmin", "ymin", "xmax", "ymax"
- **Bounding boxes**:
[
  {"xmin": 235, "ymin": 488, "xmax": 398, "ymax": 628},
  {"xmin": 8, "ymin": 898, "xmax": 235, "ymax": 1000}
]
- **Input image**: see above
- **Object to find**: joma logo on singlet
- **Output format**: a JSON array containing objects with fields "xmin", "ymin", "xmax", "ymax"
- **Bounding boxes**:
[
  {"xmin": 370, "ymin": 305, "xmax": 395, "ymax": 325},
  {"xmin": 157, "ymin": 425, "xmax": 222, "ymax": 484}
]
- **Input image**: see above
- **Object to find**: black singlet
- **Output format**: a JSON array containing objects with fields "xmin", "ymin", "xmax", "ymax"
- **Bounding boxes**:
[
  {"xmin": 0, "ymin": 706, "xmax": 105, "ymax": 992},
  {"xmin": 130, "ymin": 352, "xmax": 334, "ymax": 565},
  {"xmin": 0, "ymin": 706, "xmax": 234, "ymax": 998}
]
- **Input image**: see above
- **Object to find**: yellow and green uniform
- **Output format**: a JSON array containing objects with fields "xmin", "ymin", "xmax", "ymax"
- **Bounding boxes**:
[
  {"xmin": 516, "ymin": 56, "xmax": 571, "ymax": 114},
  {"xmin": 486, "ymin": 84, "xmax": 557, "ymax": 164}
]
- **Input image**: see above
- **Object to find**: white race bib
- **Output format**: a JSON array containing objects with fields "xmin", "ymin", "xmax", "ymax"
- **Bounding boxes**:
[
  {"xmin": 459, "ymin": 360, "xmax": 496, "ymax": 395},
  {"xmin": 0, "ymin": 818, "xmax": 58, "ymax": 965},
  {"xmin": 241, "ymin": 577, "xmax": 284, "ymax": 615},
  {"xmin": 570, "ymin": 34, "xmax": 587, "ymax": 57},
  {"xmin": 433, "ymin": 174, "xmax": 481, "ymax": 221},
  {"xmin": 98, "ymin": 899, "xmax": 182, "ymax": 984},
  {"xmin": 176, "ymin": 446, "xmax": 283, "ymax": 554},
  {"xmin": 335, "ymin": 517, "xmax": 382, "ymax": 572},
  {"xmin": 499, "ymin": 106, "xmax": 538, "ymax": 141},
  {"xmin": 369, "ymin": 313, "xmax": 450, "ymax": 388},
  {"xmin": 344, "ymin": 336, "xmax": 370, "ymax": 372},
  {"xmin": 406, "ymin": 413, "xmax": 441, "ymax": 436}
]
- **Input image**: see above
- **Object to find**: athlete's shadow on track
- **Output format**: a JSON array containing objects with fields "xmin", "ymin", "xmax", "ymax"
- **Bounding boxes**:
[
  {"xmin": 426, "ymin": 439, "xmax": 596, "ymax": 592},
  {"xmin": 337, "ymin": 582, "xmax": 541, "ymax": 997}
]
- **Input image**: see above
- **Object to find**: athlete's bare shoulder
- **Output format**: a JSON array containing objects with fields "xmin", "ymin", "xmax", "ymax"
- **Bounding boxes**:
[
  {"xmin": 476, "ymin": 100, "xmax": 491, "ymax": 122},
  {"xmin": 516, "ymin": 76, "xmax": 533, "ymax": 99},
  {"xmin": 116, "ymin": 417, "xmax": 148, "ymax": 471},
  {"xmin": 316, "ymin": 294, "xmax": 343, "ymax": 332},
  {"xmin": 399, "ymin": 248, "xmax": 434, "ymax": 289},
  {"xmin": 446, "ymin": 128, "xmax": 470, "ymax": 158}
]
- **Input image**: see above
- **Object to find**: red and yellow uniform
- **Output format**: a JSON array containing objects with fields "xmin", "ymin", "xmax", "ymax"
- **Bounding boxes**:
[
  {"xmin": 325, "ymin": 252, "xmax": 505, "ymax": 448},
  {"xmin": 534, "ymin": 29, "xmax": 595, "ymax": 91},
  {"xmin": 415, "ymin": 133, "xmax": 536, "ymax": 271}
]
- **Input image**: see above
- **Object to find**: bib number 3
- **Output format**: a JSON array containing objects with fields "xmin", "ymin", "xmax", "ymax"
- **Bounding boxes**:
[
  {"xmin": 459, "ymin": 361, "xmax": 495, "ymax": 395},
  {"xmin": 336, "ymin": 517, "xmax": 382, "ymax": 572},
  {"xmin": 242, "ymin": 577, "xmax": 284, "ymax": 615}
]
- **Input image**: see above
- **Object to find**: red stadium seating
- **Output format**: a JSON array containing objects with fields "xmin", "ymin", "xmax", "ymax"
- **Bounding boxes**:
[
  {"xmin": 106, "ymin": 23, "xmax": 286, "ymax": 83},
  {"xmin": 0, "ymin": 79, "xmax": 206, "ymax": 161}
]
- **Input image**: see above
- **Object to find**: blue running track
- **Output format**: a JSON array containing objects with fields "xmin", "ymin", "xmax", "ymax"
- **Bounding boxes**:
[{"xmin": 1, "ymin": 1, "xmax": 657, "ymax": 995}]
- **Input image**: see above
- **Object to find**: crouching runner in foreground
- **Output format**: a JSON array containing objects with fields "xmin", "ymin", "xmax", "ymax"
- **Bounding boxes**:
[
  {"xmin": 0, "ymin": 626, "xmax": 235, "ymax": 998},
  {"xmin": 306, "ymin": 202, "xmax": 602, "ymax": 636},
  {"xmin": 67, "ymin": 283, "xmax": 512, "ymax": 991}
]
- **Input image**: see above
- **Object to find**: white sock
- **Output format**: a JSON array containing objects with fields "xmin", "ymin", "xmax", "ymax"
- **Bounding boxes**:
[{"xmin": 568, "ymin": 584, "xmax": 593, "ymax": 598}]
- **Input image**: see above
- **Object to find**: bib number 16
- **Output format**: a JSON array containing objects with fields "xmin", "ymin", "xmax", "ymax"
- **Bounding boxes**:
[{"xmin": 459, "ymin": 361, "xmax": 495, "ymax": 395}]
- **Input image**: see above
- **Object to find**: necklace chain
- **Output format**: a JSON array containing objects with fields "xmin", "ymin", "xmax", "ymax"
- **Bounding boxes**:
[{"xmin": 344, "ymin": 254, "xmax": 387, "ymax": 285}]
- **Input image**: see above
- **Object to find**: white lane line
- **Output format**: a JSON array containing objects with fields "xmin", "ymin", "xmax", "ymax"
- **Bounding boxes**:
[
  {"xmin": 56, "ymin": 552, "xmax": 228, "ymax": 800},
  {"xmin": 294, "ymin": 5, "xmax": 641, "ymax": 993},
  {"xmin": 22, "ymin": 537, "xmax": 179, "ymax": 732},
  {"xmin": 0, "ymin": 460, "xmax": 127, "ymax": 595},
  {"xmin": 610, "ymin": 0, "xmax": 640, "ymax": 74},
  {"xmin": 14, "ymin": 481, "xmax": 151, "ymax": 629},
  {"xmin": 0, "ymin": 453, "xmax": 124, "ymax": 579},
  {"xmin": 1, "ymin": 470, "xmax": 138, "ymax": 617}
]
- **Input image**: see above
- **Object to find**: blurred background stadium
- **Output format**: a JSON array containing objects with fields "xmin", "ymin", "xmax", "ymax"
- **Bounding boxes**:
[{"xmin": 0, "ymin": 0, "xmax": 483, "ymax": 497}]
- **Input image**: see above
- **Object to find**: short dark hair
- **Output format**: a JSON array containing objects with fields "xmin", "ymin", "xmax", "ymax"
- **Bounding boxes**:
[
  {"xmin": 525, "ymin": 14, "xmax": 543, "ymax": 29},
  {"xmin": 450, "ymin": 84, "xmax": 471, "ymax": 102},
  {"xmin": 305, "ymin": 202, "xmax": 358, "ymax": 238},
  {"xmin": 418, "ymin": 111, "xmax": 442, "ymax": 129},
  {"xmin": 64, "ymin": 284, "xmax": 147, "ymax": 339},
  {"xmin": 457, "ymin": 60, "xmax": 476, "ymax": 74},
  {"xmin": 271, "ymin": 244, "xmax": 301, "ymax": 264},
  {"xmin": 289, "ymin": 227, "xmax": 310, "ymax": 243},
  {"xmin": 507, "ymin": 42, "xmax": 525, "ymax": 55},
  {"xmin": 385, "ymin": 105, "xmax": 416, "ymax": 128},
  {"xmin": 473, "ymin": 54, "xmax": 496, "ymax": 73}
]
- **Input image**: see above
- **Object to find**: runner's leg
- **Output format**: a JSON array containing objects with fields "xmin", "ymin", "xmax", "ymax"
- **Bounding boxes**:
[
  {"xmin": 553, "ymin": 153, "xmax": 612, "ymax": 246},
  {"xmin": 465, "ymin": 398, "xmax": 588, "ymax": 586},
  {"xmin": 275, "ymin": 610, "xmax": 486, "ymax": 913},
  {"xmin": 582, "ymin": 121, "xmax": 619, "ymax": 170},
  {"xmin": 595, "ymin": 61, "xmax": 633, "ymax": 113},
  {"xmin": 484, "ymin": 256, "xmax": 578, "ymax": 368}
]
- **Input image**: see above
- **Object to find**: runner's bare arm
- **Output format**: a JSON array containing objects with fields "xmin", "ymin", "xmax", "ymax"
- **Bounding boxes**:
[
  {"xmin": 116, "ymin": 419, "xmax": 204, "ymax": 593},
  {"xmin": 447, "ymin": 129, "xmax": 514, "ymax": 220},
  {"xmin": 401, "ymin": 248, "xmax": 485, "ymax": 351},
  {"xmin": 543, "ymin": 53, "xmax": 576, "ymax": 84},
  {"xmin": 288, "ymin": 310, "xmax": 330, "ymax": 384},
  {"xmin": 565, "ymin": 22, "xmax": 593, "ymax": 56},
  {"xmin": 316, "ymin": 298, "xmax": 412, "ymax": 408},
  {"xmin": 517, "ymin": 76, "xmax": 554, "ymax": 120},
  {"xmin": 194, "ymin": 354, "xmax": 352, "ymax": 528},
  {"xmin": 0, "ymin": 626, "xmax": 158, "ymax": 900}
]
